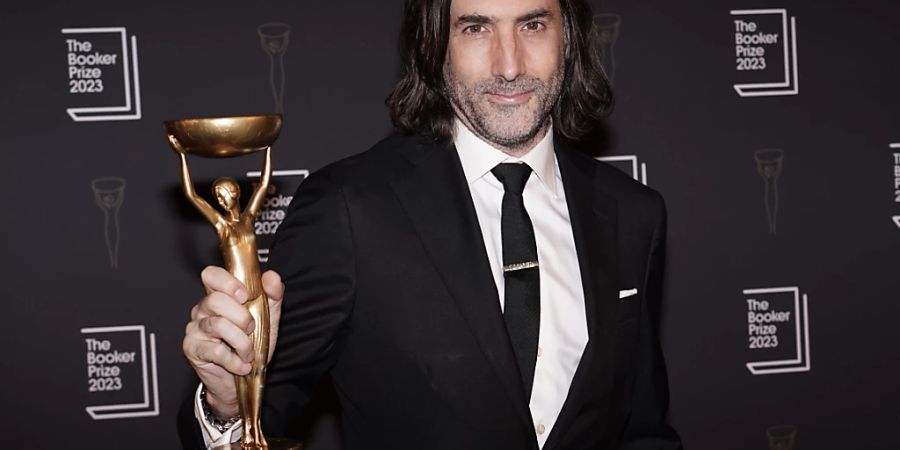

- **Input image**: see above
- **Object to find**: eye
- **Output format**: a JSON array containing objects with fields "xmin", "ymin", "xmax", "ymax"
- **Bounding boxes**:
[
  {"xmin": 463, "ymin": 24, "xmax": 487, "ymax": 35},
  {"xmin": 522, "ymin": 21, "xmax": 546, "ymax": 32}
]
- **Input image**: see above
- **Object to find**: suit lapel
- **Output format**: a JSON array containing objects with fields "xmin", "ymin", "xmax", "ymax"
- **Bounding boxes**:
[
  {"xmin": 389, "ymin": 137, "xmax": 536, "ymax": 436},
  {"xmin": 542, "ymin": 142, "xmax": 620, "ymax": 450}
]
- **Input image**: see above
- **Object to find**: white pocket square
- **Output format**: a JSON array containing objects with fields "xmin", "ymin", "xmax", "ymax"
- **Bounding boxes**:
[{"xmin": 619, "ymin": 288, "xmax": 638, "ymax": 299}]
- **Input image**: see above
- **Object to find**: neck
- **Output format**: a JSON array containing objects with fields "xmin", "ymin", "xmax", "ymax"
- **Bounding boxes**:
[{"xmin": 454, "ymin": 113, "xmax": 551, "ymax": 159}]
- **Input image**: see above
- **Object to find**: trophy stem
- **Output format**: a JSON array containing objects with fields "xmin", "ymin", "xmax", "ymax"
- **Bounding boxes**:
[{"xmin": 231, "ymin": 291, "xmax": 271, "ymax": 450}]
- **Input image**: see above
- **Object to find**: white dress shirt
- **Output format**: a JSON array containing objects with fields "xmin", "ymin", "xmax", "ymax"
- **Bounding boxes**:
[
  {"xmin": 196, "ymin": 121, "xmax": 589, "ymax": 448},
  {"xmin": 454, "ymin": 120, "xmax": 588, "ymax": 447}
]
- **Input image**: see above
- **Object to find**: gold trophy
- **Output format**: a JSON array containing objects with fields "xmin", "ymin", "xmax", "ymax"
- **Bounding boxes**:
[{"xmin": 164, "ymin": 114, "xmax": 300, "ymax": 450}]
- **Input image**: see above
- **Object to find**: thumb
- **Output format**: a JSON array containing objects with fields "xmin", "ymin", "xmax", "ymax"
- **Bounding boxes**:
[{"xmin": 261, "ymin": 270, "xmax": 285, "ymax": 304}]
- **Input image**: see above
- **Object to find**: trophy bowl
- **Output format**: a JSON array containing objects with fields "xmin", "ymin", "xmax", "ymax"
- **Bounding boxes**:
[{"xmin": 164, "ymin": 114, "xmax": 283, "ymax": 157}]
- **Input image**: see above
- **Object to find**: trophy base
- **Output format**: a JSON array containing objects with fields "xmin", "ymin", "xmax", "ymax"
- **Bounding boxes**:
[{"xmin": 215, "ymin": 438, "xmax": 302, "ymax": 450}]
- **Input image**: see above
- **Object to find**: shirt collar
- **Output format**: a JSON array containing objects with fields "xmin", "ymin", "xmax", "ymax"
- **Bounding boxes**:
[{"xmin": 453, "ymin": 118, "xmax": 559, "ymax": 197}]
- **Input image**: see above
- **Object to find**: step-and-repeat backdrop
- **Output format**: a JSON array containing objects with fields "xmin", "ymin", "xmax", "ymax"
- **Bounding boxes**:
[{"xmin": 2, "ymin": 0, "xmax": 898, "ymax": 449}]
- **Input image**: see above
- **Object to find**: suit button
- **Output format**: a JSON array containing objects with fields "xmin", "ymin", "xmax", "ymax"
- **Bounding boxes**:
[{"xmin": 536, "ymin": 424, "xmax": 546, "ymax": 435}]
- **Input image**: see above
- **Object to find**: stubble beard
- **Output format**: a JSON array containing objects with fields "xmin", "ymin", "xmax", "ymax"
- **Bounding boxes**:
[{"xmin": 444, "ymin": 62, "xmax": 564, "ymax": 153}]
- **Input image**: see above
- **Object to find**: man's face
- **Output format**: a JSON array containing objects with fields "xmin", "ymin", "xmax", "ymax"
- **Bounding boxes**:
[{"xmin": 444, "ymin": 0, "xmax": 566, "ymax": 149}]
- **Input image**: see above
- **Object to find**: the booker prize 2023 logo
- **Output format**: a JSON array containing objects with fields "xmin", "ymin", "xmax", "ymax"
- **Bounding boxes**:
[
  {"xmin": 743, "ymin": 287, "xmax": 810, "ymax": 375},
  {"xmin": 891, "ymin": 142, "xmax": 900, "ymax": 229},
  {"xmin": 731, "ymin": 9, "xmax": 799, "ymax": 97},
  {"xmin": 245, "ymin": 169, "xmax": 308, "ymax": 265},
  {"xmin": 82, "ymin": 325, "xmax": 159, "ymax": 419},
  {"xmin": 62, "ymin": 27, "xmax": 142, "ymax": 122},
  {"xmin": 595, "ymin": 155, "xmax": 648, "ymax": 185}
]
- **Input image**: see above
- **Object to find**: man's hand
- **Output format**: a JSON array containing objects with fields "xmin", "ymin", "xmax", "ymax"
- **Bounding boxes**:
[{"xmin": 182, "ymin": 266, "xmax": 284, "ymax": 418}]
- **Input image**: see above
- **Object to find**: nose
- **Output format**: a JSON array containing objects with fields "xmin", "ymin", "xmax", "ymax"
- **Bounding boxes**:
[{"xmin": 491, "ymin": 28, "xmax": 524, "ymax": 82}]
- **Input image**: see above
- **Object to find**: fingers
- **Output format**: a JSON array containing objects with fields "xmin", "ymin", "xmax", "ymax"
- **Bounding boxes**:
[
  {"xmin": 185, "ymin": 266, "xmax": 260, "ymax": 377},
  {"xmin": 201, "ymin": 266, "xmax": 249, "ymax": 302},
  {"xmin": 185, "ymin": 267, "xmax": 285, "ymax": 377},
  {"xmin": 197, "ymin": 316, "xmax": 255, "ymax": 363},
  {"xmin": 196, "ymin": 291, "xmax": 256, "ymax": 334},
  {"xmin": 184, "ymin": 305, "xmax": 254, "ymax": 375},
  {"xmin": 185, "ymin": 335, "xmax": 251, "ymax": 376}
]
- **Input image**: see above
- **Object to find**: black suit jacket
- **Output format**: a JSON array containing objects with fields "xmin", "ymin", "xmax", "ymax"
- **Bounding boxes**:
[{"xmin": 179, "ymin": 133, "xmax": 682, "ymax": 450}]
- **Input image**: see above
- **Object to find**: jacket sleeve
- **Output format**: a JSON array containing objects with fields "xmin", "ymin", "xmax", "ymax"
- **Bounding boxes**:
[
  {"xmin": 261, "ymin": 170, "xmax": 356, "ymax": 437},
  {"xmin": 619, "ymin": 191, "xmax": 683, "ymax": 450}
]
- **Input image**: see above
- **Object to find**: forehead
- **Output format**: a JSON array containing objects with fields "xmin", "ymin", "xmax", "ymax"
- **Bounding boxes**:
[{"xmin": 449, "ymin": 0, "xmax": 561, "ymax": 18}]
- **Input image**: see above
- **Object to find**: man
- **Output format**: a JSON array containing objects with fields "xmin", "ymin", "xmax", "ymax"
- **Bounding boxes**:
[{"xmin": 180, "ymin": 0, "xmax": 682, "ymax": 449}]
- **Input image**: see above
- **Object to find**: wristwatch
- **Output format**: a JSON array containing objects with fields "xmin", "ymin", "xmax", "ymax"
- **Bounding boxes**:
[{"xmin": 200, "ymin": 386, "xmax": 241, "ymax": 433}]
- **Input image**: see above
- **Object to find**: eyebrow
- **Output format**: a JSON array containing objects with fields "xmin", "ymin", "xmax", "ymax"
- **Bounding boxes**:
[
  {"xmin": 455, "ymin": 8, "xmax": 553, "ymax": 27},
  {"xmin": 518, "ymin": 8, "xmax": 552, "ymax": 23},
  {"xmin": 456, "ymin": 13, "xmax": 492, "ymax": 26}
]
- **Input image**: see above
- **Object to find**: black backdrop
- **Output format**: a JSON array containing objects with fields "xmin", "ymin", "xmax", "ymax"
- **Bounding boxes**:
[{"xmin": 2, "ymin": 1, "xmax": 898, "ymax": 449}]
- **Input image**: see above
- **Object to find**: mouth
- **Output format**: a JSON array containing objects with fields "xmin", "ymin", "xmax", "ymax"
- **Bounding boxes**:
[{"xmin": 485, "ymin": 90, "xmax": 534, "ymax": 105}]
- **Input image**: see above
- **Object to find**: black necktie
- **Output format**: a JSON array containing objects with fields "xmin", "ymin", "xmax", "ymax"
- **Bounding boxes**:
[{"xmin": 491, "ymin": 163, "xmax": 540, "ymax": 397}]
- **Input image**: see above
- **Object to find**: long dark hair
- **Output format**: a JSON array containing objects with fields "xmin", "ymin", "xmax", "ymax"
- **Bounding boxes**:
[{"xmin": 386, "ymin": 0, "xmax": 614, "ymax": 142}]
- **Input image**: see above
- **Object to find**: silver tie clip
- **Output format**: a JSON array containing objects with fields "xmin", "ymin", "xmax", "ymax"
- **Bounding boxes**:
[{"xmin": 503, "ymin": 261, "xmax": 539, "ymax": 272}]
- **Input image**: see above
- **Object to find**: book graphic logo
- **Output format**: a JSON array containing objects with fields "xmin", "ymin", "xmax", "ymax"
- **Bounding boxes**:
[
  {"xmin": 82, "ymin": 325, "xmax": 159, "ymax": 419},
  {"xmin": 62, "ymin": 27, "xmax": 142, "ymax": 121},
  {"xmin": 245, "ymin": 169, "xmax": 308, "ymax": 265},
  {"xmin": 596, "ymin": 155, "xmax": 648, "ymax": 185},
  {"xmin": 731, "ymin": 9, "xmax": 799, "ymax": 97},
  {"xmin": 743, "ymin": 286, "xmax": 811, "ymax": 375}
]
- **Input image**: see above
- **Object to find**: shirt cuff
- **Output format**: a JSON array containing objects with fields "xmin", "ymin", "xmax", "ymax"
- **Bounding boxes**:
[{"xmin": 194, "ymin": 383, "xmax": 242, "ymax": 448}]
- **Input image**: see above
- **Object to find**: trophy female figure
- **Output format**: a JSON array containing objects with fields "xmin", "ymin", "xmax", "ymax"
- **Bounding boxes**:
[{"xmin": 165, "ymin": 115, "xmax": 296, "ymax": 450}]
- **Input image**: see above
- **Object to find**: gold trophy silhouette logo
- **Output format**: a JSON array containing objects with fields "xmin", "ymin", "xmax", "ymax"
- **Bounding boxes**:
[
  {"xmin": 92, "ymin": 177, "xmax": 126, "ymax": 268},
  {"xmin": 257, "ymin": 23, "xmax": 291, "ymax": 113},
  {"xmin": 594, "ymin": 13, "xmax": 621, "ymax": 83},
  {"xmin": 165, "ymin": 114, "xmax": 299, "ymax": 450},
  {"xmin": 754, "ymin": 149, "xmax": 784, "ymax": 234},
  {"xmin": 766, "ymin": 425, "xmax": 796, "ymax": 450}
]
